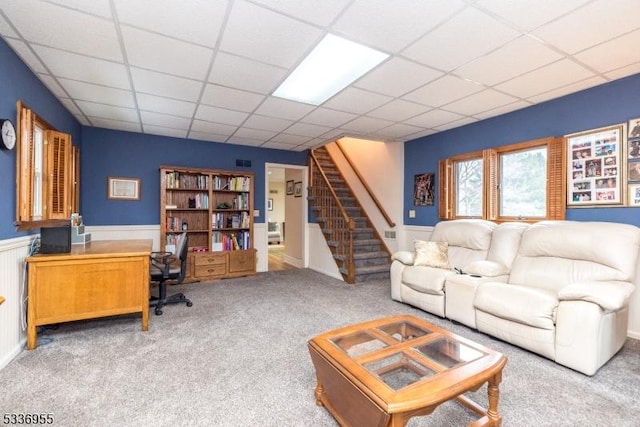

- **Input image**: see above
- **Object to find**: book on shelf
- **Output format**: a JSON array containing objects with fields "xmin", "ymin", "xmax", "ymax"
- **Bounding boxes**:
[{"xmin": 166, "ymin": 204, "xmax": 178, "ymax": 209}]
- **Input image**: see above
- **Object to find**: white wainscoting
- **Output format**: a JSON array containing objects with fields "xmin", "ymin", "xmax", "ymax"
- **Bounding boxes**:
[
  {"xmin": 307, "ymin": 223, "xmax": 342, "ymax": 281},
  {"xmin": 0, "ymin": 236, "xmax": 34, "ymax": 370}
]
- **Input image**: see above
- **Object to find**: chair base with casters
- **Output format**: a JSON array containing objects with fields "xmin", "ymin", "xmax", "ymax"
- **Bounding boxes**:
[{"xmin": 149, "ymin": 232, "xmax": 192, "ymax": 315}]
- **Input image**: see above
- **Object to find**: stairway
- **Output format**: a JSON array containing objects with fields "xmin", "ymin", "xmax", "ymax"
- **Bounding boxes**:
[{"xmin": 309, "ymin": 146, "xmax": 391, "ymax": 284}]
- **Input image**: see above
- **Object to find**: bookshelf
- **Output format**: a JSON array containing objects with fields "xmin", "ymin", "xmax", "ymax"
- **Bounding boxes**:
[{"xmin": 160, "ymin": 166, "xmax": 256, "ymax": 281}]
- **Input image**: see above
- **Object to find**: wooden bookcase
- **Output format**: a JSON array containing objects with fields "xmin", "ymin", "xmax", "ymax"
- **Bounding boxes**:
[{"xmin": 160, "ymin": 166, "xmax": 256, "ymax": 281}]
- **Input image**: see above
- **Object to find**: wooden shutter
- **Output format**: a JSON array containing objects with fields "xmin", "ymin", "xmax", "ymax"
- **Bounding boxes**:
[
  {"xmin": 547, "ymin": 137, "xmax": 566, "ymax": 220},
  {"xmin": 438, "ymin": 159, "xmax": 452, "ymax": 219},
  {"xmin": 45, "ymin": 130, "xmax": 72, "ymax": 219},
  {"xmin": 71, "ymin": 145, "xmax": 80, "ymax": 213},
  {"xmin": 484, "ymin": 149, "xmax": 498, "ymax": 220},
  {"xmin": 16, "ymin": 102, "xmax": 34, "ymax": 223}
]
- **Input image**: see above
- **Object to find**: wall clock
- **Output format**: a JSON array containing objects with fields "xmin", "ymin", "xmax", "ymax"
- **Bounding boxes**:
[{"xmin": 1, "ymin": 119, "xmax": 16, "ymax": 150}]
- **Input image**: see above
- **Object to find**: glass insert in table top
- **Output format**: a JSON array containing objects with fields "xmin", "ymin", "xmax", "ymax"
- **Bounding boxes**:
[{"xmin": 330, "ymin": 321, "xmax": 433, "ymax": 358}]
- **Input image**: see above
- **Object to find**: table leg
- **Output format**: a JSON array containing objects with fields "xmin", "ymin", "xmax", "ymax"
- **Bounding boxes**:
[
  {"xmin": 27, "ymin": 323, "xmax": 36, "ymax": 350},
  {"xmin": 486, "ymin": 371, "xmax": 503, "ymax": 426},
  {"xmin": 314, "ymin": 382, "xmax": 325, "ymax": 406}
]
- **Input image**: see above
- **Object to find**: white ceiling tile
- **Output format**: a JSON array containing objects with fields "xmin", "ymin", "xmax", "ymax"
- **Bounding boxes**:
[
  {"xmin": 201, "ymin": 84, "xmax": 264, "ymax": 113},
  {"xmin": 140, "ymin": 111, "xmax": 191, "ymax": 130},
  {"xmin": 5, "ymin": 38, "xmax": 47, "ymax": 73},
  {"xmin": 367, "ymin": 99, "xmax": 428, "ymax": 122},
  {"xmin": 532, "ymin": 0, "xmax": 640, "ymax": 54},
  {"xmin": 249, "ymin": 0, "xmax": 350, "ymax": 26},
  {"xmin": 195, "ymin": 105, "xmax": 249, "ymax": 126},
  {"xmin": 496, "ymin": 59, "xmax": 596, "ymax": 99},
  {"xmin": 233, "ymin": 127, "xmax": 277, "ymax": 141},
  {"xmin": 143, "ymin": 124, "xmax": 188, "ymax": 139},
  {"xmin": 269, "ymin": 133, "xmax": 313, "ymax": 145},
  {"xmin": 188, "ymin": 131, "xmax": 229, "ymax": 143},
  {"xmin": 131, "ymin": 68, "xmax": 202, "ymax": 102},
  {"xmin": 260, "ymin": 141, "xmax": 302, "ymax": 150},
  {"xmin": 403, "ymin": 75, "xmax": 484, "ymax": 107},
  {"xmin": 36, "ymin": 74, "xmax": 67, "ymax": 98},
  {"xmin": 48, "ymin": 0, "xmax": 112, "ymax": 18},
  {"xmin": 455, "ymin": 35, "xmax": 564, "ymax": 86},
  {"xmin": 285, "ymin": 122, "xmax": 332, "ymax": 138},
  {"xmin": 114, "ymin": 0, "xmax": 226, "ymax": 47},
  {"xmin": 2, "ymin": 0, "xmax": 122, "ymax": 61},
  {"xmin": 33, "ymin": 45, "xmax": 130, "ymax": 89},
  {"xmin": 191, "ymin": 120, "xmax": 237, "ymax": 136},
  {"xmin": 526, "ymin": 76, "xmax": 607, "ymax": 104},
  {"xmin": 334, "ymin": 0, "xmax": 466, "ymax": 52},
  {"xmin": 58, "ymin": 97, "xmax": 83, "ymax": 117},
  {"xmin": 209, "ymin": 52, "xmax": 288, "ymax": 95},
  {"xmin": 89, "ymin": 117, "xmax": 141, "ymax": 132},
  {"xmin": 76, "ymin": 100, "xmax": 139, "ymax": 122},
  {"xmin": 433, "ymin": 116, "xmax": 478, "ymax": 131},
  {"xmin": 475, "ymin": 0, "xmax": 590, "ymax": 31},
  {"xmin": 226, "ymin": 136, "xmax": 264, "ymax": 147},
  {"xmin": 354, "ymin": 57, "xmax": 443, "ymax": 97},
  {"xmin": 59, "ymin": 78, "xmax": 134, "ymax": 107},
  {"xmin": 575, "ymin": 29, "xmax": 640, "ymax": 74},
  {"xmin": 0, "ymin": 15, "xmax": 19, "ymax": 38},
  {"xmin": 254, "ymin": 97, "xmax": 315, "ymax": 121},
  {"xmin": 443, "ymin": 89, "xmax": 519, "ymax": 116},
  {"xmin": 136, "ymin": 94, "xmax": 196, "ymax": 118},
  {"xmin": 374, "ymin": 123, "xmax": 423, "ymax": 140},
  {"xmin": 73, "ymin": 114, "xmax": 91, "ymax": 126},
  {"xmin": 402, "ymin": 7, "xmax": 519, "ymax": 71},
  {"xmin": 323, "ymin": 87, "xmax": 392, "ymax": 114},
  {"xmin": 122, "ymin": 26, "xmax": 213, "ymax": 80},
  {"xmin": 605, "ymin": 62, "xmax": 640, "ymax": 81},
  {"xmin": 404, "ymin": 128, "xmax": 439, "ymax": 140},
  {"xmin": 220, "ymin": 0, "xmax": 322, "ymax": 68},
  {"xmin": 472, "ymin": 100, "xmax": 532, "ymax": 120},
  {"xmin": 242, "ymin": 115, "xmax": 293, "ymax": 133},
  {"xmin": 405, "ymin": 109, "xmax": 464, "ymax": 128},
  {"xmin": 300, "ymin": 108, "xmax": 358, "ymax": 128},
  {"xmin": 341, "ymin": 116, "xmax": 394, "ymax": 133}
]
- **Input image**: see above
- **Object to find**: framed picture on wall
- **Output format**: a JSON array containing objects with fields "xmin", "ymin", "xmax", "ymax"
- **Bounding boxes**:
[
  {"xmin": 629, "ymin": 183, "xmax": 640, "ymax": 206},
  {"xmin": 294, "ymin": 181, "xmax": 302, "ymax": 198},
  {"xmin": 628, "ymin": 117, "xmax": 640, "ymax": 140},
  {"xmin": 268, "ymin": 198, "xmax": 273, "ymax": 210},
  {"xmin": 566, "ymin": 124, "xmax": 624, "ymax": 206},
  {"xmin": 107, "ymin": 177, "xmax": 140, "ymax": 200},
  {"xmin": 286, "ymin": 180, "xmax": 294, "ymax": 195},
  {"xmin": 413, "ymin": 172, "xmax": 434, "ymax": 206}
]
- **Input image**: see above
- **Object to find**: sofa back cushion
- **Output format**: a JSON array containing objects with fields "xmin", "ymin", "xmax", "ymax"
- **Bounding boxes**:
[
  {"xmin": 509, "ymin": 221, "xmax": 640, "ymax": 292},
  {"xmin": 430, "ymin": 219, "xmax": 496, "ymax": 269},
  {"xmin": 486, "ymin": 222, "xmax": 530, "ymax": 269}
]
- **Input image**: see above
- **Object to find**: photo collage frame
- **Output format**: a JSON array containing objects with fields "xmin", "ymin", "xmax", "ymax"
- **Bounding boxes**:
[{"xmin": 628, "ymin": 117, "xmax": 640, "ymax": 206}]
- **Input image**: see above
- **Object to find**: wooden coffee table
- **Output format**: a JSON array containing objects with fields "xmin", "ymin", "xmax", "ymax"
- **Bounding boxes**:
[{"xmin": 308, "ymin": 314, "xmax": 507, "ymax": 426}]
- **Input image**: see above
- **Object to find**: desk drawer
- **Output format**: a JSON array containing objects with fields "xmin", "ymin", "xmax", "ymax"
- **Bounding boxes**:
[
  {"xmin": 228, "ymin": 250, "xmax": 256, "ymax": 273},
  {"xmin": 194, "ymin": 253, "xmax": 226, "ymax": 266},
  {"xmin": 193, "ymin": 252, "xmax": 226, "ymax": 278}
]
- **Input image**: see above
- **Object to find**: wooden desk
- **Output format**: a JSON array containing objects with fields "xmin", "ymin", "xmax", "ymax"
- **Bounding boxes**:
[{"xmin": 26, "ymin": 239, "xmax": 152, "ymax": 350}]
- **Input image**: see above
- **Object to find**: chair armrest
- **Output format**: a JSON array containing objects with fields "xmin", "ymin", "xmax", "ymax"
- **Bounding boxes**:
[
  {"xmin": 558, "ymin": 281, "xmax": 635, "ymax": 311},
  {"xmin": 392, "ymin": 251, "xmax": 415, "ymax": 265},
  {"xmin": 150, "ymin": 251, "xmax": 177, "ymax": 277},
  {"xmin": 463, "ymin": 260, "xmax": 509, "ymax": 277}
]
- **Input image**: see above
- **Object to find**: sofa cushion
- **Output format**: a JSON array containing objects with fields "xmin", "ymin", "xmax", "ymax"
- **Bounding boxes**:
[
  {"xmin": 430, "ymin": 219, "xmax": 497, "ymax": 270},
  {"xmin": 464, "ymin": 260, "xmax": 509, "ymax": 277},
  {"xmin": 402, "ymin": 266, "xmax": 451, "ymax": 295},
  {"xmin": 475, "ymin": 282, "xmax": 558, "ymax": 330},
  {"xmin": 414, "ymin": 240, "xmax": 449, "ymax": 268},
  {"xmin": 391, "ymin": 250, "xmax": 415, "ymax": 265}
]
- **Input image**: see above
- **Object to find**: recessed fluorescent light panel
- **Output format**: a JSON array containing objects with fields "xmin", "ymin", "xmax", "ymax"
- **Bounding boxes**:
[{"xmin": 273, "ymin": 34, "xmax": 389, "ymax": 105}]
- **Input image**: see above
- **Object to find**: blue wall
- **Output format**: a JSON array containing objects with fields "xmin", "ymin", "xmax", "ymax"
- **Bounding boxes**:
[
  {"xmin": 81, "ymin": 127, "xmax": 307, "ymax": 226},
  {"xmin": 404, "ymin": 73, "xmax": 640, "ymax": 227},
  {"xmin": 0, "ymin": 39, "xmax": 81, "ymax": 240}
]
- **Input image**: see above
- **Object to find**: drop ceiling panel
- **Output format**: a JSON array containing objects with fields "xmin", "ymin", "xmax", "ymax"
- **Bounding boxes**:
[
  {"xmin": 300, "ymin": 108, "xmax": 358, "ymax": 128},
  {"xmin": 405, "ymin": 109, "xmax": 464, "ymax": 128},
  {"xmin": 250, "ymin": 0, "xmax": 350, "ymax": 27},
  {"xmin": 77, "ymin": 101, "xmax": 139, "ymax": 122},
  {"xmin": 136, "ymin": 94, "xmax": 196, "ymax": 118},
  {"xmin": 208, "ymin": 52, "xmax": 288, "ymax": 95},
  {"xmin": 114, "ymin": 0, "xmax": 226, "ymax": 47},
  {"xmin": 375, "ymin": 123, "xmax": 423, "ymax": 140},
  {"xmin": 36, "ymin": 74, "xmax": 67, "ymax": 98},
  {"xmin": 496, "ymin": 59, "xmax": 596, "ymax": 99},
  {"xmin": 254, "ymin": 97, "xmax": 315, "ymax": 121},
  {"xmin": 33, "ymin": 45, "xmax": 130, "ymax": 89},
  {"xmin": 143, "ymin": 124, "xmax": 188, "ymax": 139},
  {"xmin": 454, "ymin": 35, "xmax": 564, "ymax": 86},
  {"xmin": 475, "ymin": 0, "xmax": 591, "ymax": 31},
  {"xmin": 201, "ymin": 84, "xmax": 265, "ymax": 113},
  {"xmin": 341, "ymin": 116, "xmax": 394, "ymax": 134},
  {"xmin": 89, "ymin": 117, "xmax": 141, "ymax": 132},
  {"xmin": 242, "ymin": 114, "xmax": 293, "ymax": 133},
  {"xmin": 59, "ymin": 78, "xmax": 135, "ymax": 108},
  {"xmin": 526, "ymin": 76, "xmax": 606, "ymax": 104},
  {"xmin": 333, "ymin": 0, "xmax": 466, "ymax": 53},
  {"xmin": 190, "ymin": 120, "xmax": 237, "ymax": 136},
  {"xmin": 532, "ymin": 0, "xmax": 640, "ymax": 54},
  {"xmin": 121, "ymin": 26, "xmax": 213, "ymax": 80},
  {"xmin": 367, "ymin": 99, "xmax": 428, "ymax": 122},
  {"xmin": 575, "ymin": 29, "xmax": 640, "ymax": 74},
  {"xmin": 284, "ymin": 122, "xmax": 332, "ymax": 138},
  {"xmin": 233, "ymin": 127, "xmax": 277, "ymax": 141},
  {"xmin": 404, "ymin": 75, "xmax": 483, "ymax": 108},
  {"xmin": 402, "ymin": 7, "xmax": 519, "ymax": 71},
  {"xmin": 130, "ymin": 68, "xmax": 202, "ymax": 102},
  {"xmin": 48, "ymin": 0, "xmax": 113, "ymax": 18},
  {"xmin": 443, "ymin": 89, "xmax": 519, "ymax": 117},
  {"xmin": 140, "ymin": 111, "xmax": 192, "ymax": 130},
  {"xmin": 195, "ymin": 105, "xmax": 249, "ymax": 126},
  {"xmin": 323, "ymin": 87, "xmax": 392, "ymax": 115},
  {"xmin": 189, "ymin": 131, "xmax": 230, "ymax": 143},
  {"xmin": 220, "ymin": 0, "xmax": 322, "ymax": 69},
  {"xmin": 4, "ymin": 38, "xmax": 47, "ymax": 73},
  {"xmin": 354, "ymin": 57, "xmax": 443, "ymax": 97}
]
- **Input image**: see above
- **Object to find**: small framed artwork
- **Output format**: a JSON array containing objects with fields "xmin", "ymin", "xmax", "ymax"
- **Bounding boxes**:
[
  {"xmin": 628, "ymin": 117, "xmax": 640, "ymax": 140},
  {"xmin": 286, "ymin": 180, "xmax": 294, "ymax": 195},
  {"xmin": 294, "ymin": 181, "xmax": 302, "ymax": 198},
  {"xmin": 413, "ymin": 172, "xmax": 434, "ymax": 206},
  {"xmin": 629, "ymin": 161, "xmax": 640, "ymax": 182},
  {"xmin": 629, "ymin": 184, "xmax": 640, "ymax": 206},
  {"xmin": 107, "ymin": 177, "xmax": 140, "ymax": 200},
  {"xmin": 566, "ymin": 124, "xmax": 624, "ymax": 206},
  {"xmin": 267, "ymin": 198, "xmax": 273, "ymax": 211}
]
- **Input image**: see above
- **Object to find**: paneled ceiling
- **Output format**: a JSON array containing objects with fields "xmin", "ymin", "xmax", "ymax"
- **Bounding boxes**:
[{"xmin": 1, "ymin": 0, "xmax": 639, "ymax": 151}]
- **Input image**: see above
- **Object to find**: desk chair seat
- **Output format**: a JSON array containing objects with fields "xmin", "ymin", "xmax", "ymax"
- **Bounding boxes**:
[{"xmin": 150, "ymin": 232, "xmax": 192, "ymax": 315}]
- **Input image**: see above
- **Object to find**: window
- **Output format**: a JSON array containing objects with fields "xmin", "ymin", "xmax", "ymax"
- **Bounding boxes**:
[
  {"xmin": 15, "ymin": 101, "xmax": 79, "ymax": 230},
  {"xmin": 439, "ymin": 137, "xmax": 565, "ymax": 222}
]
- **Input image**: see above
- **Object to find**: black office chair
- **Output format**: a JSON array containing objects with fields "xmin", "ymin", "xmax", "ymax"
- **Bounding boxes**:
[{"xmin": 150, "ymin": 232, "xmax": 192, "ymax": 315}]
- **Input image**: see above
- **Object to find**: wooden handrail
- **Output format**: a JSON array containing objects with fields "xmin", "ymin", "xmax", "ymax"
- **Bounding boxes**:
[
  {"xmin": 335, "ymin": 140, "xmax": 396, "ymax": 228},
  {"xmin": 309, "ymin": 151, "xmax": 354, "ymax": 225}
]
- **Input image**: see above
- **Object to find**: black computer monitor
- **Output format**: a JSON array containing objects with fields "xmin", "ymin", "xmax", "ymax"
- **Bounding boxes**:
[{"xmin": 40, "ymin": 222, "xmax": 71, "ymax": 254}]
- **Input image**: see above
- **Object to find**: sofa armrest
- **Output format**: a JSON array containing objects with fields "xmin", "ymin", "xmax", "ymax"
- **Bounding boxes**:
[
  {"xmin": 463, "ymin": 260, "xmax": 509, "ymax": 277},
  {"xmin": 558, "ymin": 281, "xmax": 635, "ymax": 311},
  {"xmin": 392, "ymin": 250, "xmax": 415, "ymax": 265}
]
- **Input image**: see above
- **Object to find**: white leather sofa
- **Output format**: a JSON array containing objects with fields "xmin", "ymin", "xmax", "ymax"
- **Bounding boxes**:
[{"xmin": 391, "ymin": 219, "xmax": 640, "ymax": 375}]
